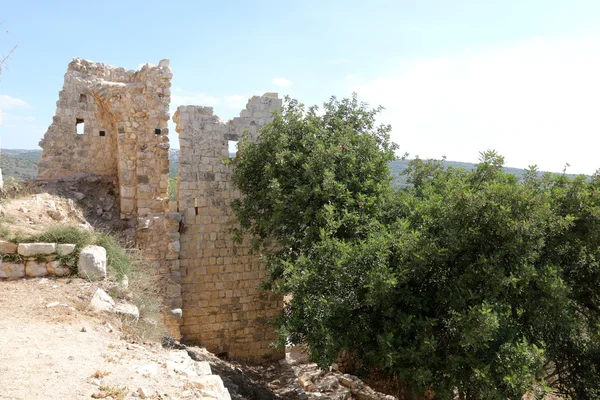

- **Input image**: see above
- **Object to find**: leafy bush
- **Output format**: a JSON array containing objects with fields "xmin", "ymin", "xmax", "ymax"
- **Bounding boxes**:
[{"xmin": 230, "ymin": 95, "xmax": 600, "ymax": 399}]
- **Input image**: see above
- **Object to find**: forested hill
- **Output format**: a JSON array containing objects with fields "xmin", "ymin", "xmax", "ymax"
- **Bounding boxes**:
[
  {"xmin": 0, "ymin": 149, "xmax": 584, "ymax": 185},
  {"xmin": 388, "ymin": 159, "xmax": 585, "ymax": 188},
  {"xmin": 1, "ymin": 149, "xmax": 42, "ymax": 180}
]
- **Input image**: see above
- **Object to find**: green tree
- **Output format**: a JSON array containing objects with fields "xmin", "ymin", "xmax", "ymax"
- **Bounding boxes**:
[{"xmin": 230, "ymin": 95, "xmax": 600, "ymax": 399}]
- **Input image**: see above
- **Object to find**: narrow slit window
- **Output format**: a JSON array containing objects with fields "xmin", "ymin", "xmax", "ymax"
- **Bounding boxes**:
[
  {"xmin": 228, "ymin": 140, "xmax": 238, "ymax": 158},
  {"xmin": 99, "ymin": 130, "xmax": 106, "ymax": 137},
  {"xmin": 79, "ymin": 94, "xmax": 87, "ymax": 102},
  {"xmin": 76, "ymin": 118, "xmax": 85, "ymax": 135}
]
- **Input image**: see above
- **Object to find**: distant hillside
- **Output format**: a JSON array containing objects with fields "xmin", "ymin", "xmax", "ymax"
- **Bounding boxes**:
[
  {"xmin": 388, "ymin": 159, "xmax": 583, "ymax": 188},
  {"xmin": 1, "ymin": 149, "xmax": 42, "ymax": 180},
  {"xmin": 1, "ymin": 149, "xmax": 582, "ymax": 186}
]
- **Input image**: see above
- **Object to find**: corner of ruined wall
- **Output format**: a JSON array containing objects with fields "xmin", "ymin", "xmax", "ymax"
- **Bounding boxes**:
[
  {"xmin": 37, "ymin": 57, "xmax": 172, "ymax": 222},
  {"xmin": 174, "ymin": 93, "xmax": 285, "ymax": 362}
]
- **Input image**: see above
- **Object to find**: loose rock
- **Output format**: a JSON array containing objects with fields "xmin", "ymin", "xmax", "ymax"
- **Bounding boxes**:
[
  {"xmin": 89, "ymin": 288, "xmax": 115, "ymax": 313},
  {"xmin": 78, "ymin": 245, "xmax": 107, "ymax": 281}
]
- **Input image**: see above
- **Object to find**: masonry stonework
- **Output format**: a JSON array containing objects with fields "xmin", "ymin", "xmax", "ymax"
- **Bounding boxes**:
[
  {"xmin": 173, "ymin": 94, "xmax": 284, "ymax": 361},
  {"xmin": 38, "ymin": 58, "xmax": 284, "ymax": 361},
  {"xmin": 38, "ymin": 58, "xmax": 172, "ymax": 219}
]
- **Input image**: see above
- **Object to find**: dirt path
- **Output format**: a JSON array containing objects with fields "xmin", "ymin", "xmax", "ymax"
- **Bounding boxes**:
[{"xmin": 0, "ymin": 278, "xmax": 226, "ymax": 400}]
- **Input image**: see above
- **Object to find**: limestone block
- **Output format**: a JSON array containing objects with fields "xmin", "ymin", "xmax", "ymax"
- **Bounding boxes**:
[
  {"xmin": 78, "ymin": 245, "xmax": 107, "ymax": 281},
  {"xmin": 0, "ymin": 240, "xmax": 18, "ymax": 254},
  {"xmin": 18, "ymin": 243, "xmax": 56, "ymax": 256},
  {"xmin": 25, "ymin": 260, "xmax": 48, "ymax": 277},
  {"xmin": 57, "ymin": 244, "xmax": 76, "ymax": 256},
  {"xmin": 0, "ymin": 262, "xmax": 25, "ymax": 279},
  {"xmin": 114, "ymin": 302, "xmax": 139, "ymax": 320},
  {"xmin": 186, "ymin": 375, "xmax": 231, "ymax": 400},
  {"xmin": 195, "ymin": 361, "xmax": 212, "ymax": 376},
  {"xmin": 46, "ymin": 260, "xmax": 70, "ymax": 276},
  {"xmin": 90, "ymin": 288, "xmax": 115, "ymax": 313},
  {"xmin": 167, "ymin": 284, "xmax": 181, "ymax": 298}
]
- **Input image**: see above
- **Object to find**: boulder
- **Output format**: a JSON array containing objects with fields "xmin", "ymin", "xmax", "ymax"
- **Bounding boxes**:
[
  {"xmin": 0, "ymin": 262, "xmax": 25, "ymax": 279},
  {"xmin": 78, "ymin": 245, "xmax": 107, "ymax": 281},
  {"xmin": 17, "ymin": 243, "xmax": 56, "ymax": 256},
  {"xmin": 89, "ymin": 288, "xmax": 115, "ymax": 313},
  {"xmin": 186, "ymin": 375, "xmax": 231, "ymax": 400},
  {"xmin": 56, "ymin": 244, "xmax": 76, "ymax": 256},
  {"xmin": 0, "ymin": 240, "xmax": 18, "ymax": 254}
]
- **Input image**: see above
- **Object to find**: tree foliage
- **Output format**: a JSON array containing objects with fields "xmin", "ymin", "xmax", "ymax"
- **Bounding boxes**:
[{"xmin": 230, "ymin": 96, "xmax": 600, "ymax": 399}]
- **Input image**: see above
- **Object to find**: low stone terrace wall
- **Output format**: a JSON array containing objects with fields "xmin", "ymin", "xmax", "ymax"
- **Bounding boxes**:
[{"xmin": 0, "ymin": 240, "xmax": 106, "ymax": 280}]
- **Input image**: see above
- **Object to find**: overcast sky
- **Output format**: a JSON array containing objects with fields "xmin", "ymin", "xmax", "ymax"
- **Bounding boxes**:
[{"xmin": 2, "ymin": 0, "xmax": 600, "ymax": 173}]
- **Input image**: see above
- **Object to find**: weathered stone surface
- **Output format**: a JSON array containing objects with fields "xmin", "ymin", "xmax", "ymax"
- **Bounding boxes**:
[
  {"xmin": 0, "ymin": 240, "xmax": 17, "ymax": 254},
  {"xmin": 78, "ymin": 245, "xmax": 106, "ymax": 281},
  {"xmin": 135, "ymin": 363, "xmax": 159, "ymax": 376},
  {"xmin": 0, "ymin": 262, "xmax": 25, "ymax": 279},
  {"xmin": 137, "ymin": 387, "xmax": 151, "ymax": 399},
  {"xmin": 186, "ymin": 375, "xmax": 231, "ymax": 400},
  {"xmin": 89, "ymin": 288, "xmax": 115, "ymax": 313},
  {"xmin": 195, "ymin": 361, "xmax": 212, "ymax": 376},
  {"xmin": 56, "ymin": 243, "xmax": 76, "ymax": 256},
  {"xmin": 173, "ymin": 94, "xmax": 284, "ymax": 362},
  {"xmin": 114, "ymin": 302, "xmax": 139, "ymax": 320},
  {"xmin": 17, "ymin": 243, "xmax": 56, "ymax": 256},
  {"xmin": 46, "ymin": 260, "xmax": 70, "ymax": 276},
  {"xmin": 25, "ymin": 260, "xmax": 48, "ymax": 277},
  {"xmin": 36, "ymin": 57, "xmax": 284, "ymax": 360}
]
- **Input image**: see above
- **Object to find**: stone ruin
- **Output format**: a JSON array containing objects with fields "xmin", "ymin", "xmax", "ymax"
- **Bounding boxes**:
[{"xmin": 37, "ymin": 58, "xmax": 284, "ymax": 362}]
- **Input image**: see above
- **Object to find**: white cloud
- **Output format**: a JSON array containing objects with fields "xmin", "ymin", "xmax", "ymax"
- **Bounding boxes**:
[
  {"xmin": 272, "ymin": 77, "xmax": 293, "ymax": 87},
  {"xmin": 0, "ymin": 95, "xmax": 31, "ymax": 110},
  {"xmin": 345, "ymin": 74, "xmax": 359, "ymax": 81},
  {"xmin": 0, "ymin": 112, "xmax": 35, "ymax": 122},
  {"xmin": 171, "ymin": 92, "xmax": 218, "ymax": 107},
  {"xmin": 225, "ymin": 94, "xmax": 247, "ymax": 109},
  {"xmin": 351, "ymin": 37, "xmax": 600, "ymax": 174}
]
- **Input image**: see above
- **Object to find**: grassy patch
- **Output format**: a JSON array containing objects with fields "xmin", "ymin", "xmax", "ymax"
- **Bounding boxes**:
[
  {"xmin": 97, "ymin": 386, "xmax": 127, "ymax": 400},
  {"xmin": 90, "ymin": 370, "xmax": 111, "ymax": 379},
  {"xmin": 0, "ymin": 252, "xmax": 23, "ymax": 263}
]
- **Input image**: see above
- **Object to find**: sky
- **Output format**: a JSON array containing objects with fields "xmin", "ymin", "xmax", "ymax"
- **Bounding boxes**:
[{"xmin": 1, "ymin": 0, "xmax": 600, "ymax": 174}]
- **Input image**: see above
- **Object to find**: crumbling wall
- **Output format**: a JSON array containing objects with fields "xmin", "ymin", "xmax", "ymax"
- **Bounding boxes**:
[
  {"xmin": 174, "ymin": 94, "xmax": 284, "ymax": 362},
  {"xmin": 38, "ymin": 59, "xmax": 284, "ymax": 360},
  {"xmin": 38, "ymin": 58, "xmax": 182, "ymax": 339},
  {"xmin": 38, "ymin": 58, "xmax": 172, "ymax": 219}
]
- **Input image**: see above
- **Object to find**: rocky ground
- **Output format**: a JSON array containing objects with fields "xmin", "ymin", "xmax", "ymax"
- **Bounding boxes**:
[
  {"xmin": 0, "ymin": 276, "xmax": 398, "ymax": 400},
  {"xmin": 0, "ymin": 177, "xmax": 399, "ymax": 399},
  {"xmin": 0, "ymin": 176, "xmax": 132, "ymax": 243}
]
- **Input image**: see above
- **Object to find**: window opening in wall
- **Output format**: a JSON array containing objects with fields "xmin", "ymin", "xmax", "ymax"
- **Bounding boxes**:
[
  {"xmin": 76, "ymin": 118, "xmax": 85, "ymax": 135},
  {"xmin": 99, "ymin": 130, "xmax": 106, "ymax": 137},
  {"xmin": 79, "ymin": 94, "xmax": 87, "ymax": 102},
  {"xmin": 228, "ymin": 140, "xmax": 238, "ymax": 158},
  {"xmin": 155, "ymin": 128, "xmax": 161, "ymax": 135}
]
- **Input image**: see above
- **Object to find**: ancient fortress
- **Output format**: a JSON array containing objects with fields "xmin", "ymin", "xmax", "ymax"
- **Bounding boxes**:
[{"xmin": 37, "ymin": 58, "xmax": 283, "ymax": 361}]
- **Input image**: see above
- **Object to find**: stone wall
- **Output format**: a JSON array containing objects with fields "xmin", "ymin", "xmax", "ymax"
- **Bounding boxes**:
[
  {"xmin": 173, "ymin": 94, "xmax": 284, "ymax": 362},
  {"xmin": 0, "ymin": 240, "xmax": 76, "ymax": 279},
  {"xmin": 135, "ymin": 211, "xmax": 182, "ymax": 338},
  {"xmin": 38, "ymin": 58, "xmax": 172, "ymax": 220},
  {"xmin": 37, "ymin": 58, "xmax": 284, "ymax": 361}
]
